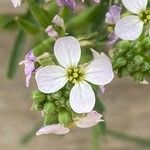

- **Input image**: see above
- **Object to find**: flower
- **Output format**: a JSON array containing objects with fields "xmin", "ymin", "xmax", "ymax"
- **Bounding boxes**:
[
  {"xmin": 19, "ymin": 51, "xmax": 36, "ymax": 87},
  {"xmin": 45, "ymin": 25, "xmax": 58, "ymax": 38},
  {"xmin": 56, "ymin": 0, "xmax": 76, "ymax": 10},
  {"xmin": 115, "ymin": 0, "xmax": 149, "ymax": 40},
  {"xmin": 35, "ymin": 36, "xmax": 114, "ymax": 113},
  {"xmin": 52, "ymin": 15, "xmax": 65, "ymax": 30},
  {"xmin": 10, "ymin": 0, "xmax": 21, "ymax": 7},
  {"xmin": 105, "ymin": 5, "xmax": 122, "ymax": 46},
  {"xmin": 36, "ymin": 111, "xmax": 104, "ymax": 135}
]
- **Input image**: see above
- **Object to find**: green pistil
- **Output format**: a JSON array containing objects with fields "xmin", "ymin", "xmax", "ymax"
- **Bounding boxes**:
[
  {"xmin": 67, "ymin": 67, "xmax": 84, "ymax": 84},
  {"xmin": 139, "ymin": 10, "xmax": 150, "ymax": 24}
]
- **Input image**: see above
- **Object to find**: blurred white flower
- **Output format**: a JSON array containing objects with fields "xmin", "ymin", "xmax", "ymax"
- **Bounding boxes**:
[{"xmin": 10, "ymin": 0, "xmax": 21, "ymax": 7}]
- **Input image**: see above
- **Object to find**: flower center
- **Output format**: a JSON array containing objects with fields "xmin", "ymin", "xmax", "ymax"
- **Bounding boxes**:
[
  {"xmin": 67, "ymin": 67, "xmax": 84, "ymax": 84},
  {"xmin": 139, "ymin": 10, "xmax": 150, "ymax": 24}
]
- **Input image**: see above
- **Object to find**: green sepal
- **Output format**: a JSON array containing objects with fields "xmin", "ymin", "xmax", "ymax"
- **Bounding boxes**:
[
  {"xmin": 44, "ymin": 102, "xmax": 56, "ymax": 114},
  {"xmin": 16, "ymin": 17, "xmax": 40, "ymax": 35},
  {"xmin": 32, "ymin": 90, "xmax": 47, "ymax": 102},
  {"xmin": 32, "ymin": 38, "xmax": 55, "ymax": 56}
]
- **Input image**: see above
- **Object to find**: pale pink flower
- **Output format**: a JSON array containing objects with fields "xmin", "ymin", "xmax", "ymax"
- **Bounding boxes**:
[
  {"xmin": 52, "ymin": 15, "xmax": 65, "ymax": 30},
  {"xmin": 36, "ymin": 111, "xmax": 103, "ymax": 135},
  {"xmin": 56, "ymin": 0, "xmax": 76, "ymax": 10},
  {"xmin": 19, "ymin": 51, "xmax": 36, "ymax": 87}
]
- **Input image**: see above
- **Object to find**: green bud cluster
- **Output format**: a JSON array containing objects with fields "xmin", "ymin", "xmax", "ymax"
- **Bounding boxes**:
[
  {"xmin": 112, "ymin": 38, "xmax": 150, "ymax": 82},
  {"xmin": 31, "ymin": 87, "xmax": 77, "ymax": 127}
]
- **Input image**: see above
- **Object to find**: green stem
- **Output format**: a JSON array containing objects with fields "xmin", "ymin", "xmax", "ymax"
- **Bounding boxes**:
[{"xmin": 107, "ymin": 128, "xmax": 150, "ymax": 147}]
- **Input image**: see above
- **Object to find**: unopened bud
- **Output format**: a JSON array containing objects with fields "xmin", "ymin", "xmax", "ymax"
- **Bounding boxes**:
[
  {"xmin": 113, "ymin": 57, "xmax": 127, "ymax": 69},
  {"xmin": 116, "ymin": 41, "xmax": 130, "ymax": 55},
  {"xmin": 32, "ymin": 90, "xmax": 46, "ymax": 102},
  {"xmin": 44, "ymin": 113, "xmax": 57, "ymax": 126},
  {"xmin": 133, "ymin": 55, "xmax": 144, "ymax": 65},
  {"xmin": 58, "ymin": 110, "xmax": 72, "ymax": 126},
  {"xmin": 132, "ymin": 72, "xmax": 143, "ymax": 82},
  {"xmin": 51, "ymin": 91, "xmax": 62, "ymax": 99},
  {"xmin": 131, "ymin": 41, "xmax": 142, "ymax": 54},
  {"xmin": 141, "ymin": 62, "xmax": 150, "ymax": 72},
  {"xmin": 44, "ymin": 102, "xmax": 56, "ymax": 114},
  {"xmin": 142, "ymin": 37, "xmax": 150, "ymax": 50},
  {"xmin": 32, "ymin": 101, "xmax": 44, "ymax": 111}
]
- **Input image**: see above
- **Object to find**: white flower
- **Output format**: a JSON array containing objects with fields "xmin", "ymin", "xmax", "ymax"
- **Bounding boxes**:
[
  {"xmin": 35, "ymin": 36, "xmax": 114, "ymax": 113},
  {"xmin": 10, "ymin": 0, "xmax": 21, "ymax": 7},
  {"xmin": 36, "ymin": 111, "xmax": 104, "ymax": 135},
  {"xmin": 115, "ymin": 0, "xmax": 149, "ymax": 40}
]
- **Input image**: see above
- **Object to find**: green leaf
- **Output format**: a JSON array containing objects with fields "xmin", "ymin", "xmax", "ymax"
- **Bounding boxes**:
[
  {"xmin": 32, "ymin": 38, "xmax": 55, "ymax": 56},
  {"xmin": 0, "ymin": 14, "xmax": 16, "ymax": 30},
  {"xmin": 26, "ymin": 0, "xmax": 52, "ymax": 27},
  {"xmin": 16, "ymin": 17, "xmax": 40, "ymax": 35},
  {"xmin": 7, "ymin": 31, "xmax": 26, "ymax": 78}
]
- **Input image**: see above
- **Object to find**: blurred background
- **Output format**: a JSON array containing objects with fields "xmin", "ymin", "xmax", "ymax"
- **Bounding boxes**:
[{"xmin": 0, "ymin": 1, "xmax": 150, "ymax": 150}]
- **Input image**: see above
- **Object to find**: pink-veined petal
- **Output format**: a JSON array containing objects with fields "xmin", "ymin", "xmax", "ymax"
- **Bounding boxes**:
[
  {"xmin": 35, "ymin": 65, "xmax": 67, "ymax": 93},
  {"xmin": 115, "ymin": 15, "xmax": 144, "ymax": 40},
  {"xmin": 121, "ymin": 0, "xmax": 148, "ymax": 14},
  {"xmin": 54, "ymin": 36, "xmax": 81, "ymax": 68},
  {"xmin": 70, "ymin": 81, "xmax": 95, "ymax": 113},
  {"xmin": 75, "ymin": 111, "xmax": 104, "ymax": 128},
  {"xmin": 36, "ymin": 124, "xmax": 70, "ymax": 135},
  {"xmin": 85, "ymin": 53, "xmax": 114, "ymax": 85}
]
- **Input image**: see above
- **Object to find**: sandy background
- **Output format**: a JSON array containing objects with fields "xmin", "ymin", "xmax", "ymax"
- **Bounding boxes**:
[{"xmin": 0, "ymin": 1, "xmax": 150, "ymax": 150}]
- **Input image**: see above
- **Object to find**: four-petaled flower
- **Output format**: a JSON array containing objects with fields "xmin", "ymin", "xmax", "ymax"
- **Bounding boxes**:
[
  {"xmin": 36, "ymin": 111, "xmax": 104, "ymax": 135},
  {"xmin": 35, "ymin": 36, "xmax": 114, "ymax": 113},
  {"xmin": 115, "ymin": 0, "xmax": 149, "ymax": 40},
  {"xmin": 19, "ymin": 51, "xmax": 36, "ymax": 87},
  {"xmin": 10, "ymin": 0, "xmax": 21, "ymax": 7},
  {"xmin": 105, "ymin": 5, "xmax": 122, "ymax": 47}
]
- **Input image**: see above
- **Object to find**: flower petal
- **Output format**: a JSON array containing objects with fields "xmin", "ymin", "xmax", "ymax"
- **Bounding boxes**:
[
  {"xmin": 35, "ymin": 65, "xmax": 67, "ymax": 93},
  {"xmin": 56, "ymin": 0, "xmax": 76, "ymax": 10},
  {"xmin": 75, "ymin": 111, "xmax": 104, "ymax": 128},
  {"xmin": 121, "ymin": 0, "xmax": 148, "ymax": 14},
  {"xmin": 115, "ymin": 15, "xmax": 144, "ymax": 40},
  {"xmin": 85, "ymin": 53, "xmax": 114, "ymax": 85},
  {"xmin": 54, "ymin": 36, "xmax": 81, "ymax": 68},
  {"xmin": 70, "ymin": 81, "xmax": 95, "ymax": 113},
  {"xmin": 11, "ymin": 0, "xmax": 21, "ymax": 7},
  {"xmin": 105, "ymin": 5, "xmax": 122, "ymax": 25},
  {"xmin": 36, "ymin": 124, "xmax": 70, "ymax": 135},
  {"xmin": 52, "ymin": 15, "xmax": 65, "ymax": 30}
]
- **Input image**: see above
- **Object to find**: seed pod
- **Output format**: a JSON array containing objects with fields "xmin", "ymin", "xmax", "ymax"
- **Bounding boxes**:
[
  {"xmin": 133, "ymin": 55, "xmax": 144, "ymax": 65},
  {"xmin": 58, "ymin": 110, "xmax": 72, "ymax": 126},
  {"xmin": 32, "ymin": 90, "xmax": 46, "ymax": 102},
  {"xmin": 44, "ymin": 102, "xmax": 56, "ymax": 114}
]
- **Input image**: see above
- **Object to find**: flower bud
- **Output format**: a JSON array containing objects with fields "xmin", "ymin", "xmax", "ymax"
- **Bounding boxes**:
[
  {"xmin": 44, "ymin": 113, "xmax": 57, "ymax": 126},
  {"xmin": 58, "ymin": 110, "xmax": 72, "ymax": 126},
  {"xmin": 32, "ymin": 101, "xmax": 44, "ymax": 111},
  {"xmin": 32, "ymin": 90, "xmax": 46, "ymax": 102},
  {"xmin": 132, "ymin": 72, "xmax": 143, "ymax": 82},
  {"xmin": 51, "ymin": 91, "xmax": 62, "ymax": 99},
  {"xmin": 141, "ymin": 62, "xmax": 150, "ymax": 72},
  {"xmin": 113, "ymin": 57, "xmax": 127, "ymax": 69},
  {"xmin": 47, "ymin": 94, "xmax": 53, "ymax": 101},
  {"xmin": 120, "ymin": 67, "xmax": 129, "ymax": 77},
  {"xmin": 44, "ymin": 102, "xmax": 56, "ymax": 114},
  {"xmin": 142, "ymin": 37, "xmax": 150, "ymax": 50},
  {"xmin": 116, "ymin": 41, "xmax": 130, "ymax": 55},
  {"xmin": 133, "ymin": 55, "xmax": 144, "ymax": 65},
  {"xmin": 131, "ymin": 41, "xmax": 142, "ymax": 54},
  {"xmin": 126, "ymin": 51, "xmax": 134, "ymax": 60}
]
